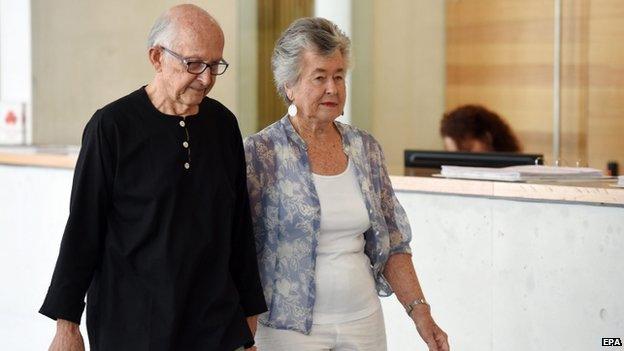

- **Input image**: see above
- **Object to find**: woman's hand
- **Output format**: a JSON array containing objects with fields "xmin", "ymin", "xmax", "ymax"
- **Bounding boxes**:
[
  {"xmin": 411, "ymin": 306, "xmax": 449, "ymax": 351},
  {"xmin": 382, "ymin": 253, "xmax": 449, "ymax": 350}
]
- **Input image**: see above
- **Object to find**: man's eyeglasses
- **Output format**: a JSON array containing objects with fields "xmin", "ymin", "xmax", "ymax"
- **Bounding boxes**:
[{"xmin": 160, "ymin": 46, "xmax": 229, "ymax": 75}]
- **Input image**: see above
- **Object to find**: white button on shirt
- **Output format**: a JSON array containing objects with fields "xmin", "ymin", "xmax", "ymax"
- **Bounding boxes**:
[
  {"xmin": 179, "ymin": 120, "xmax": 186, "ymax": 127},
  {"xmin": 184, "ymin": 162, "xmax": 190, "ymax": 169},
  {"xmin": 183, "ymin": 141, "xmax": 189, "ymax": 148}
]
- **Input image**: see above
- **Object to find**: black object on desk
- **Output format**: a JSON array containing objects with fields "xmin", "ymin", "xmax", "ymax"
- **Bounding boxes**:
[
  {"xmin": 404, "ymin": 150, "xmax": 544, "ymax": 176},
  {"xmin": 607, "ymin": 161, "xmax": 619, "ymax": 176}
]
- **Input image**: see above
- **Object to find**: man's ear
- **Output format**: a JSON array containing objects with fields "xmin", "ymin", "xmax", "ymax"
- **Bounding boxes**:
[{"xmin": 148, "ymin": 47, "xmax": 163, "ymax": 73}]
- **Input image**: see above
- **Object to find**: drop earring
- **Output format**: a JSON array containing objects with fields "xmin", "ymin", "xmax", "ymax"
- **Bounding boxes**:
[{"xmin": 288, "ymin": 103, "xmax": 298, "ymax": 117}]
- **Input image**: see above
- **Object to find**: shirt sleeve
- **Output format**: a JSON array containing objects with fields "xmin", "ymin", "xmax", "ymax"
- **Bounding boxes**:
[
  {"xmin": 229, "ymin": 120, "xmax": 268, "ymax": 317},
  {"xmin": 369, "ymin": 135, "xmax": 413, "ymax": 256},
  {"xmin": 243, "ymin": 136, "xmax": 269, "ymax": 256},
  {"xmin": 39, "ymin": 111, "xmax": 115, "ymax": 324}
]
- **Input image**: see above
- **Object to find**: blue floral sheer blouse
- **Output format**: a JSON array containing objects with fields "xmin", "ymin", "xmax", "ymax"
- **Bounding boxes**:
[{"xmin": 243, "ymin": 116, "xmax": 412, "ymax": 334}]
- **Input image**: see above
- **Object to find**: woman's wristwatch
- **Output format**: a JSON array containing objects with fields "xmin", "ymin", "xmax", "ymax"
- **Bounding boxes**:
[{"xmin": 405, "ymin": 298, "xmax": 430, "ymax": 317}]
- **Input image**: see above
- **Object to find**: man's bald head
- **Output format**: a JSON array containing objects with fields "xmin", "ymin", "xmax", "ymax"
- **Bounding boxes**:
[
  {"xmin": 147, "ymin": 4, "xmax": 224, "ymax": 50},
  {"xmin": 145, "ymin": 4, "xmax": 227, "ymax": 116}
]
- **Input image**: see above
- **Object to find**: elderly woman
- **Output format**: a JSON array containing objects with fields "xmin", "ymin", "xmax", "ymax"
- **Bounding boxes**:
[{"xmin": 244, "ymin": 17, "xmax": 449, "ymax": 351}]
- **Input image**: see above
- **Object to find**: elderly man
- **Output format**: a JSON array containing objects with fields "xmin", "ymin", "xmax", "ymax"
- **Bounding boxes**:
[{"xmin": 39, "ymin": 4, "xmax": 266, "ymax": 351}]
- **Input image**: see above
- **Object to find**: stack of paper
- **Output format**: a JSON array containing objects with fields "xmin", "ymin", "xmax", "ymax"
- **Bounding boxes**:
[{"xmin": 440, "ymin": 165, "xmax": 604, "ymax": 182}]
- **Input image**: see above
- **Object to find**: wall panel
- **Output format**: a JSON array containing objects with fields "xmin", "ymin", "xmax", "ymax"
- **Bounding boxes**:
[{"xmin": 446, "ymin": 0, "xmax": 624, "ymax": 171}]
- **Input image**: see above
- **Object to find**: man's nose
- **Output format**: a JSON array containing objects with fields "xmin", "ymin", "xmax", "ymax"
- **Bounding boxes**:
[{"xmin": 195, "ymin": 68, "xmax": 213, "ymax": 85}]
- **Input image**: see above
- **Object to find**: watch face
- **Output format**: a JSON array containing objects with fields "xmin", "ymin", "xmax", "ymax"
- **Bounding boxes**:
[{"xmin": 406, "ymin": 298, "xmax": 429, "ymax": 316}]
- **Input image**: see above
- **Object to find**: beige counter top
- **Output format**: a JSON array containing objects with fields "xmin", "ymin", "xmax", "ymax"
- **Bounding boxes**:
[
  {"xmin": 0, "ymin": 146, "xmax": 78, "ymax": 169},
  {"xmin": 2, "ymin": 147, "xmax": 623, "ymax": 206},
  {"xmin": 390, "ymin": 175, "xmax": 624, "ymax": 206}
]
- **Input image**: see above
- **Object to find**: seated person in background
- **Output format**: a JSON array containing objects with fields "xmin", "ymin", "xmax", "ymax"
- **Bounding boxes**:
[{"xmin": 440, "ymin": 104, "xmax": 522, "ymax": 152}]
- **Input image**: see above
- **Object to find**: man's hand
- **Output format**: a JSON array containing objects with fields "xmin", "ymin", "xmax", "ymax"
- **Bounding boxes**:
[
  {"xmin": 244, "ymin": 315, "xmax": 260, "ymax": 350},
  {"xmin": 246, "ymin": 315, "xmax": 259, "ymax": 336},
  {"xmin": 412, "ymin": 306, "xmax": 449, "ymax": 351},
  {"xmin": 48, "ymin": 319, "xmax": 85, "ymax": 351}
]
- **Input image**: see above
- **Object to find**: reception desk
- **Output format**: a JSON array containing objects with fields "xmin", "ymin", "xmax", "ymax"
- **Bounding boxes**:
[
  {"xmin": 385, "ymin": 176, "xmax": 623, "ymax": 351},
  {"xmin": 0, "ymin": 145, "xmax": 78, "ymax": 169},
  {"xmin": 1, "ymin": 148, "xmax": 623, "ymax": 350}
]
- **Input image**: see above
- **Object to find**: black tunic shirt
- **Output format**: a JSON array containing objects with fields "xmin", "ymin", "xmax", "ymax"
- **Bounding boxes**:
[{"xmin": 40, "ymin": 87, "xmax": 267, "ymax": 351}]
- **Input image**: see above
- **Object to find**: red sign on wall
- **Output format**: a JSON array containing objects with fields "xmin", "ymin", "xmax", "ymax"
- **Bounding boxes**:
[
  {"xmin": 5, "ymin": 110, "xmax": 18, "ymax": 125},
  {"xmin": 0, "ymin": 102, "xmax": 26, "ymax": 144}
]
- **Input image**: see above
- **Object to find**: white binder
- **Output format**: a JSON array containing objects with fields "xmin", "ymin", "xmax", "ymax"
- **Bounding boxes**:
[{"xmin": 440, "ymin": 165, "xmax": 605, "ymax": 182}]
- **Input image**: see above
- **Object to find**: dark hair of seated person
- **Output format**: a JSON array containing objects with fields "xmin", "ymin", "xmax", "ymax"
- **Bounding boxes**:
[{"xmin": 440, "ymin": 104, "xmax": 522, "ymax": 152}]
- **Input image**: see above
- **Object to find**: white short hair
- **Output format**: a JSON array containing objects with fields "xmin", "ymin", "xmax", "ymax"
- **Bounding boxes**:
[
  {"xmin": 271, "ymin": 17, "xmax": 351, "ymax": 104},
  {"xmin": 147, "ymin": 12, "xmax": 178, "ymax": 49}
]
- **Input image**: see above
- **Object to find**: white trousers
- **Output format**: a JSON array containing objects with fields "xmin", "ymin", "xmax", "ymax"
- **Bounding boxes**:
[{"xmin": 255, "ymin": 307, "xmax": 387, "ymax": 351}]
